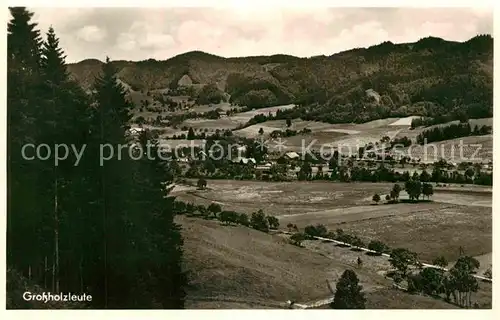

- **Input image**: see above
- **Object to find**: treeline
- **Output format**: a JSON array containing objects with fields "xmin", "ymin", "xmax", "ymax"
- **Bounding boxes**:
[
  {"xmin": 177, "ymin": 148, "xmax": 492, "ymax": 186},
  {"xmin": 243, "ymin": 109, "xmax": 298, "ymax": 127},
  {"xmin": 269, "ymin": 127, "xmax": 311, "ymax": 138},
  {"xmin": 7, "ymin": 8, "xmax": 185, "ymax": 309},
  {"xmin": 416, "ymin": 122, "xmax": 492, "ymax": 144},
  {"xmin": 169, "ymin": 127, "xmax": 233, "ymax": 140},
  {"xmin": 327, "ymin": 163, "xmax": 493, "ymax": 186},
  {"xmin": 173, "ymin": 200, "xmax": 279, "ymax": 233}
]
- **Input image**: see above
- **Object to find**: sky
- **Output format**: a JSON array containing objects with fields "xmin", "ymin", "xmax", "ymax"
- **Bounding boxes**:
[{"xmin": 29, "ymin": 7, "xmax": 493, "ymax": 63}]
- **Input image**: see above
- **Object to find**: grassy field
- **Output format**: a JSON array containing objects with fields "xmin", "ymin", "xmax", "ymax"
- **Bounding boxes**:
[
  {"xmin": 174, "ymin": 179, "xmax": 492, "ymax": 308},
  {"xmin": 233, "ymin": 119, "xmax": 340, "ymax": 138},
  {"xmin": 181, "ymin": 104, "xmax": 297, "ymax": 132},
  {"xmin": 139, "ymin": 112, "xmax": 493, "ymax": 163},
  {"xmin": 402, "ymin": 134, "xmax": 493, "ymax": 163},
  {"xmin": 174, "ymin": 180, "xmax": 491, "ymax": 260},
  {"xmin": 179, "ymin": 215, "xmax": 391, "ymax": 309}
]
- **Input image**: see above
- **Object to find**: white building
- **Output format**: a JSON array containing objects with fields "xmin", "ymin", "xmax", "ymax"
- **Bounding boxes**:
[
  {"xmin": 284, "ymin": 151, "xmax": 300, "ymax": 160},
  {"xmin": 128, "ymin": 127, "xmax": 145, "ymax": 135},
  {"xmin": 232, "ymin": 157, "xmax": 256, "ymax": 165}
]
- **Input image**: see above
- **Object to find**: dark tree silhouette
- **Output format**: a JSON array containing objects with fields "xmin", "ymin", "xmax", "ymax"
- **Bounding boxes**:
[{"xmin": 331, "ymin": 269, "xmax": 366, "ymax": 309}]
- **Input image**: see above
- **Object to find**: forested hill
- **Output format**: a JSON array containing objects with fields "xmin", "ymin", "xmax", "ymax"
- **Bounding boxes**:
[{"xmin": 67, "ymin": 35, "xmax": 493, "ymax": 123}]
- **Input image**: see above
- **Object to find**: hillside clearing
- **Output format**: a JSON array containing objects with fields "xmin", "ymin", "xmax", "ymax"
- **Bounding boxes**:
[
  {"xmin": 178, "ymin": 215, "xmax": 389, "ymax": 308},
  {"xmin": 174, "ymin": 179, "xmax": 491, "ymax": 263}
]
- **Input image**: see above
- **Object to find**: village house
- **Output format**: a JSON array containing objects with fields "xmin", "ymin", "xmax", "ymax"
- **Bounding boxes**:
[
  {"xmin": 284, "ymin": 151, "xmax": 300, "ymax": 160},
  {"xmin": 128, "ymin": 127, "xmax": 145, "ymax": 135},
  {"xmin": 232, "ymin": 157, "xmax": 256, "ymax": 165}
]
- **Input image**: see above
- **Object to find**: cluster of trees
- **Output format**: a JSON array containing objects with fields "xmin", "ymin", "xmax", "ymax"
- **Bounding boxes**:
[
  {"xmin": 268, "ymin": 127, "xmax": 312, "ymax": 138},
  {"xmin": 291, "ymin": 224, "xmax": 373, "ymax": 252},
  {"xmin": 404, "ymin": 180, "xmax": 434, "ymax": 201},
  {"xmin": 150, "ymin": 93, "xmax": 186, "ymax": 112},
  {"xmin": 226, "ymin": 73, "xmax": 294, "ymax": 109},
  {"xmin": 286, "ymin": 217, "xmax": 489, "ymax": 308},
  {"xmin": 169, "ymin": 127, "xmax": 233, "ymax": 140},
  {"xmin": 326, "ymin": 163, "xmax": 492, "ymax": 186},
  {"xmin": 390, "ymin": 250, "xmax": 485, "ymax": 308},
  {"xmin": 174, "ymin": 201, "xmax": 279, "ymax": 233},
  {"xmin": 373, "ymin": 181, "xmax": 432, "ymax": 204},
  {"xmin": 416, "ymin": 122, "xmax": 492, "ymax": 144},
  {"xmin": 390, "ymin": 136, "xmax": 412, "ymax": 148},
  {"xmin": 196, "ymin": 83, "xmax": 226, "ymax": 105},
  {"xmin": 7, "ymin": 8, "xmax": 185, "ymax": 309},
  {"xmin": 181, "ymin": 154, "xmax": 492, "ymax": 187},
  {"xmin": 243, "ymin": 109, "xmax": 298, "ymax": 127},
  {"xmin": 328, "ymin": 250, "xmax": 487, "ymax": 309},
  {"xmin": 412, "ymin": 116, "xmax": 450, "ymax": 128}
]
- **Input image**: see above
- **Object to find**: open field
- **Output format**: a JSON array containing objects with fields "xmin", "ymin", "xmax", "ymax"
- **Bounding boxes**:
[
  {"xmin": 172, "ymin": 104, "xmax": 295, "ymax": 133},
  {"xmin": 178, "ymin": 215, "xmax": 391, "ymax": 308},
  {"xmin": 174, "ymin": 179, "xmax": 492, "ymax": 308},
  {"xmin": 182, "ymin": 118, "xmax": 241, "ymax": 131},
  {"xmin": 402, "ymin": 134, "xmax": 493, "ymax": 163},
  {"xmin": 393, "ymin": 117, "xmax": 493, "ymax": 141},
  {"xmin": 173, "ymin": 181, "xmax": 395, "ymax": 216},
  {"xmin": 312, "ymin": 202, "xmax": 490, "ymax": 262},
  {"xmin": 178, "ymin": 214, "xmax": 486, "ymax": 309},
  {"xmin": 233, "ymin": 119, "xmax": 336, "ymax": 138},
  {"xmin": 182, "ymin": 104, "xmax": 298, "ymax": 132},
  {"xmin": 233, "ymin": 104, "xmax": 296, "ymax": 120},
  {"xmin": 389, "ymin": 116, "xmax": 421, "ymax": 126},
  {"xmin": 173, "ymin": 180, "xmax": 491, "ymax": 262}
]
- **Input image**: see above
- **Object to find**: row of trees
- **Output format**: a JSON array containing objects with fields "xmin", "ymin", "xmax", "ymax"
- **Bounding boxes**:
[
  {"xmin": 168, "ymin": 127, "xmax": 234, "ymax": 140},
  {"xmin": 288, "ymin": 222, "xmax": 488, "ymax": 308},
  {"xmin": 309, "ymin": 164, "xmax": 492, "ymax": 186},
  {"xmin": 7, "ymin": 7, "xmax": 185, "ymax": 308},
  {"xmin": 182, "ymin": 159, "xmax": 492, "ymax": 187},
  {"xmin": 416, "ymin": 122, "xmax": 492, "ymax": 144},
  {"xmin": 173, "ymin": 201, "xmax": 280, "ymax": 233},
  {"xmin": 267, "ymin": 127, "xmax": 311, "ymax": 138}
]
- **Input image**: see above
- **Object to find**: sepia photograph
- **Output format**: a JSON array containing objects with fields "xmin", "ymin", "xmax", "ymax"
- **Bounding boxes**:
[{"xmin": 5, "ymin": 3, "xmax": 493, "ymax": 311}]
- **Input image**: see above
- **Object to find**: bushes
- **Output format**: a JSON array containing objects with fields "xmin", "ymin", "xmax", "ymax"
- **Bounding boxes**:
[
  {"xmin": 290, "ymin": 232, "xmax": 307, "ymax": 247},
  {"xmin": 220, "ymin": 210, "xmax": 240, "ymax": 225},
  {"xmin": 250, "ymin": 209, "xmax": 269, "ymax": 232},
  {"xmin": 177, "ymin": 199, "xmax": 279, "ymax": 233},
  {"xmin": 304, "ymin": 224, "xmax": 328, "ymax": 238},
  {"xmin": 267, "ymin": 216, "xmax": 280, "ymax": 230},
  {"xmin": 350, "ymin": 236, "xmax": 365, "ymax": 250},
  {"xmin": 238, "ymin": 213, "xmax": 250, "ymax": 227},
  {"xmin": 367, "ymin": 240, "xmax": 390, "ymax": 255},
  {"xmin": 196, "ymin": 83, "xmax": 225, "ymax": 105}
]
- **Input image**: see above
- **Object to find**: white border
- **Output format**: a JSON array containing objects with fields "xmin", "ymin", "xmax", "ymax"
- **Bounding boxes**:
[{"xmin": 1, "ymin": 1, "xmax": 498, "ymax": 319}]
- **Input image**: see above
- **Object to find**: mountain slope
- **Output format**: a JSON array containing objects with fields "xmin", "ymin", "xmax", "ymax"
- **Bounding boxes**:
[{"xmin": 67, "ymin": 35, "xmax": 493, "ymax": 123}]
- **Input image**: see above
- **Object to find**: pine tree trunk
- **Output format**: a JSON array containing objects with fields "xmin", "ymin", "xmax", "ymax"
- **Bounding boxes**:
[
  {"xmin": 80, "ymin": 256, "xmax": 84, "ymax": 292},
  {"xmin": 100, "ymin": 103, "xmax": 108, "ymax": 308},
  {"xmin": 52, "ymin": 258, "xmax": 55, "ymax": 292},
  {"xmin": 44, "ymin": 255, "xmax": 47, "ymax": 289},
  {"xmin": 54, "ymin": 171, "xmax": 60, "ymax": 292}
]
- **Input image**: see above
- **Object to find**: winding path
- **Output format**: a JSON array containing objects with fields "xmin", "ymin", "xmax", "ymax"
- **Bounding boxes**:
[{"xmin": 280, "ymin": 231, "xmax": 492, "ymax": 309}]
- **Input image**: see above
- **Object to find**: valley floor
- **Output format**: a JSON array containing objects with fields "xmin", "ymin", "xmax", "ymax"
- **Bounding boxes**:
[{"xmin": 174, "ymin": 180, "xmax": 492, "ymax": 309}]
